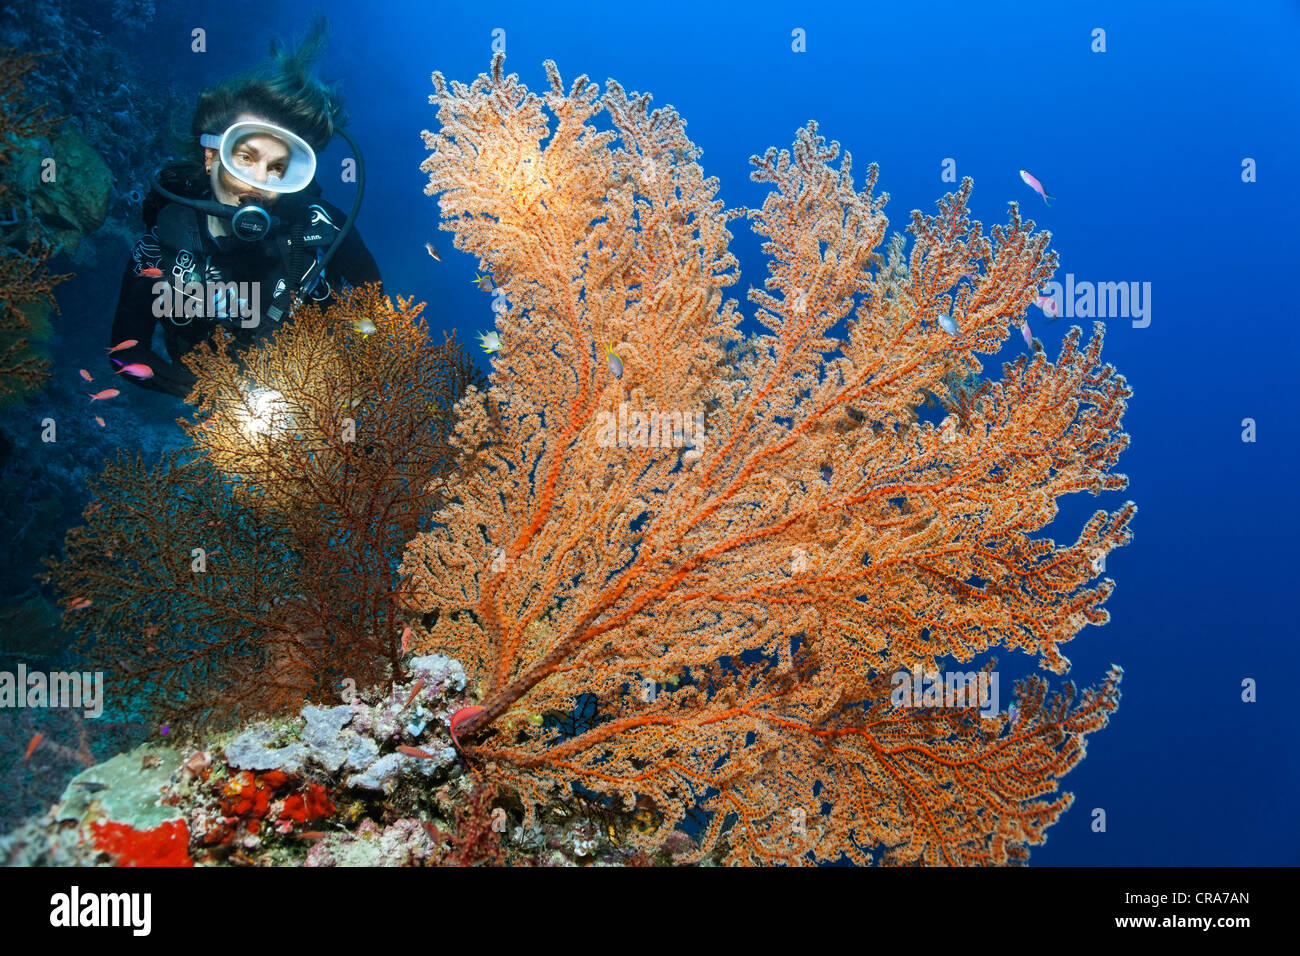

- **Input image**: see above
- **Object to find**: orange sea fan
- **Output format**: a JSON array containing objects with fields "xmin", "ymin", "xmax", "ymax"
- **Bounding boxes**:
[{"xmin": 401, "ymin": 56, "xmax": 1135, "ymax": 865}]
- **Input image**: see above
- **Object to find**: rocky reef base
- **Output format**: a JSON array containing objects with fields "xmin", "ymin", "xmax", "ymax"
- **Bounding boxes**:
[{"xmin": 0, "ymin": 654, "xmax": 701, "ymax": 867}]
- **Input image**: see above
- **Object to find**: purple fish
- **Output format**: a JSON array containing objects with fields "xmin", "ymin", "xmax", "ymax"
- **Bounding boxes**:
[{"xmin": 1019, "ymin": 169, "xmax": 1053, "ymax": 205}]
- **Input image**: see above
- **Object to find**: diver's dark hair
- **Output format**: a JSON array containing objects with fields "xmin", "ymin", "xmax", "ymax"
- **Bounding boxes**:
[{"xmin": 189, "ymin": 14, "xmax": 345, "ymax": 157}]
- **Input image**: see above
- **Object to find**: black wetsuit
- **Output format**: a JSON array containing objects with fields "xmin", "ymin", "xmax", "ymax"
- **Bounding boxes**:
[{"xmin": 108, "ymin": 162, "xmax": 381, "ymax": 398}]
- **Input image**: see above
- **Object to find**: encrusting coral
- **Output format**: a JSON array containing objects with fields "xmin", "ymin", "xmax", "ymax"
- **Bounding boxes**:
[
  {"xmin": 44, "ymin": 286, "xmax": 483, "ymax": 733},
  {"xmin": 398, "ymin": 57, "xmax": 1136, "ymax": 865}
]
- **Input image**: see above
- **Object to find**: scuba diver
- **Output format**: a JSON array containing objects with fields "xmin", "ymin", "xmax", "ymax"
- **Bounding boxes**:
[{"xmin": 109, "ymin": 21, "xmax": 379, "ymax": 398}]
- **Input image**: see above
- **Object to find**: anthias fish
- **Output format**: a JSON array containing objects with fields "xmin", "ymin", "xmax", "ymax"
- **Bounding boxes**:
[
  {"xmin": 448, "ymin": 705, "xmax": 486, "ymax": 749},
  {"xmin": 1019, "ymin": 169, "xmax": 1053, "ymax": 205},
  {"xmin": 114, "ymin": 362, "xmax": 154, "ymax": 379},
  {"xmin": 396, "ymin": 745, "xmax": 440, "ymax": 759}
]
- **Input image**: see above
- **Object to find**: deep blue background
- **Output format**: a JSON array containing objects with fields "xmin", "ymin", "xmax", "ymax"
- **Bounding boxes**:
[{"xmin": 77, "ymin": 0, "xmax": 1300, "ymax": 863}]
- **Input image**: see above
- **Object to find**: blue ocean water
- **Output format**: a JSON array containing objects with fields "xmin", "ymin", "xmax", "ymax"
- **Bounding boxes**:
[{"xmin": 4, "ymin": 0, "xmax": 1297, "ymax": 864}]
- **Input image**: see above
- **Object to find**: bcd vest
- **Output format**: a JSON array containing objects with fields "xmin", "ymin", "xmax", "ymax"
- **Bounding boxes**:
[{"xmin": 136, "ymin": 170, "xmax": 341, "ymax": 352}]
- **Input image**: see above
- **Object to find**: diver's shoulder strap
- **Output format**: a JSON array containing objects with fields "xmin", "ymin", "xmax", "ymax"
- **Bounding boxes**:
[
  {"xmin": 144, "ymin": 162, "xmax": 207, "ymax": 228},
  {"xmin": 154, "ymin": 203, "xmax": 206, "ymax": 258}
]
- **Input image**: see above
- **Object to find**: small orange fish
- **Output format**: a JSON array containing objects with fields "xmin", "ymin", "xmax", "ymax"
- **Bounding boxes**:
[
  {"xmin": 424, "ymin": 242, "xmax": 440, "ymax": 261},
  {"xmin": 135, "ymin": 267, "xmax": 163, "ymax": 278},
  {"xmin": 94, "ymin": 416, "xmax": 106, "ymax": 427},
  {"xmin": 400, "ymin": 624, "xmax": 414, "ymax": 654},
  {"xmin": 401, "ymin": 678, "xmax": 425, "ymax": 712},
  {"xmin": 296, "ymin": 831, "xmax": 330, "ymax": 841},
  {"xmin": 107, "ymin": 339, "xmax": 138, "ymax": 354},
  {"xmin": 88, "ymin": 389, "xmax": 120, "ymax": 402},
  {"xmin": 24, "ymin": 732, "xmax": 44, "ymax": 763},
  {"xmin": 449, "ymin": 705, "xmax": 486, "ymax": 749},
  {"xmin": 68, "ymin": 597, "xmax": 92, "ymax": 610},
  {"xmin": 397, "ymin": 745, "xmax": 440, "ymax": 759},
  {"xmin": 79, "ymin": 369, "xmax": 93, "ymax": 382}
]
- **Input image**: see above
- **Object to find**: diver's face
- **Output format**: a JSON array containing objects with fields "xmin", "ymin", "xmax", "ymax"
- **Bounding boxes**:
[{"xmin": 204, "ymin": 117, "xmax": 291, "ymax": 207}]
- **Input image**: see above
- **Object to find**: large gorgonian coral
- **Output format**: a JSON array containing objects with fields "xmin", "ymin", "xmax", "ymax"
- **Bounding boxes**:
[
  {"xmin": 45, "ymin": 287, "xmax": 482, "ymax": 732},
  {"xmin": 399, "ymin": 58, "xmax": 1135, "ymax": 865}
]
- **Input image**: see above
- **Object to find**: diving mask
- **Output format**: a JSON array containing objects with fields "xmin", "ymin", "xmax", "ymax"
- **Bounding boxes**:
[{"xmin": 199, "ymin": 120, "xmax": 317, "ymax": 195}]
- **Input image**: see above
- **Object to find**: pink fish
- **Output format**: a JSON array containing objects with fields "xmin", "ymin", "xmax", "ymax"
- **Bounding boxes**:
[
  {"xmin": 88, "ymin": 389, "xmax": 120, "ymax": 402},
  {"xmin": 1020, "ymin": 323, "xmax": 1032, "ymax": 349},
  {"xmin": 397, "ymin": 745, "xmax": 440, "ymax": 760},
  {"xmin": 448, "ymin": 705, "xmax": 486, "ymax": 749},
  {"xmin": 107, "ymin": 340, "xmax": 138, "ymax": 354},
  {"xmin": 400, "ymin": 624, "xmax": 414, "ymax": 654},
  {"xmin": 114, "ymin": 362, "xmax": 154, "ymax": 379},
  {"xmin": 68, "ymin": 597, "xmax": 92, "ymax": 610},
  {"xmin": 94, "ymin": 416, "xmax": 106, "ymax": 427},
  {"xmin": 79, "ymin": 369, "xmax": 93, "ymax": 382},
  {"xmin": 1019, "ymin": 169, "xmax": 1053, "ymax": 205},
  {"xmin": 135, "ymin": 267, "xmax": 163, "ymax": 278},
  {"xmin": 1036, "ymin": 295, "xmax": 1060, "ymax": 319}
]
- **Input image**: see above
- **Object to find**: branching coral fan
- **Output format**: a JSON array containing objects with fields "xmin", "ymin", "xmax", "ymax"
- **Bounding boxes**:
[
  {"xmin": 399, "ymin": 57, "xmax": 1136, "ymax": 865},
  {"xmin": 45, "ymin": 287, "xmax": 482, "ymax": 732},
  {"xmin": 0, "ymin": 49, "xmax": 69, "ymax": 405}
]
